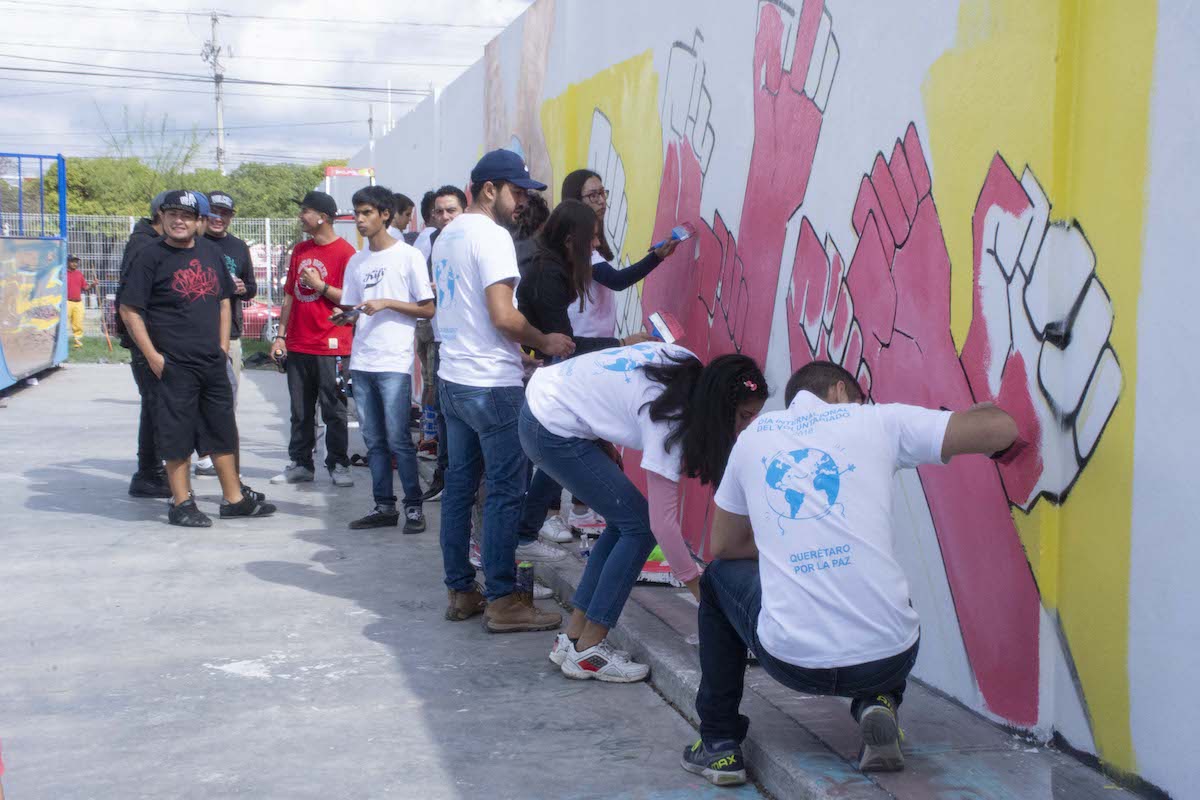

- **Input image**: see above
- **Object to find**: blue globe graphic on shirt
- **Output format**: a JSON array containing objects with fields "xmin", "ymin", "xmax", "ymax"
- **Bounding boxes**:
[{"xmin": 763, "ymin": 448, "xmax": 846, "ymax": 524}]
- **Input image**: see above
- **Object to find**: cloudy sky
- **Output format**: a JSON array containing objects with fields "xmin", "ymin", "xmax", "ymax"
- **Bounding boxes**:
[{"xmin": 0, "ymin": 0, "xmax": 532, "ymax": 169}]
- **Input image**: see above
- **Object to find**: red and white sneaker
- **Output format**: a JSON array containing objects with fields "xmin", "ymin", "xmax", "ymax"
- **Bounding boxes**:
[
  {"xmin": 561, "ymin": 639, "xmax": 649, "ymax": 683},
  {"xmin": 469, "ymin": 538, "xmax": 482, "ymax": 570}
]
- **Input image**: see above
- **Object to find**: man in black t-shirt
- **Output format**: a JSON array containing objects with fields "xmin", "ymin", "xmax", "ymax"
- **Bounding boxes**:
[{"xmin": 118, "ymin": 190, "xmax": 276, "ymax": 527}]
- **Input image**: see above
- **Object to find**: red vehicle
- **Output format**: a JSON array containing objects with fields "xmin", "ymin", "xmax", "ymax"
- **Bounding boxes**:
[{"xmin": 241, "ymin": 299, "xmax": 282, "ymax": 341}]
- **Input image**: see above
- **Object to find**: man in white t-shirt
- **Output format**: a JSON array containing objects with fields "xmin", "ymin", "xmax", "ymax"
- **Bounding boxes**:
[
  {"xmin": 334, "ymin": 186, "xmax": 435, "ymax": 533},
  {"xmin": 432, "ymin": 150, "xmax": 576, "ymax": 632},
  {"xmin": 681, "ymin": 361, "xmax": 1021, "ymax": 786}
]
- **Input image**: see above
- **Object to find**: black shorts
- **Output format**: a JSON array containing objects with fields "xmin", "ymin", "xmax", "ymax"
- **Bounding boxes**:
[{"xmin": 154, "ymin": 355, "xmax": 238, "ymax": 461}]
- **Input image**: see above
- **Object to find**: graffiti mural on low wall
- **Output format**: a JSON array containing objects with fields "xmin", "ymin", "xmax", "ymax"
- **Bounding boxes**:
[{"xmin": 0, "ymin": 237, "xmax": 67, "ymax": 389}]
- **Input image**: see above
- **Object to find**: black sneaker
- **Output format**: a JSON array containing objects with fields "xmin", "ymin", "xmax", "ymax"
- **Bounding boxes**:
[
  {"xmin": 857, "ymin": 695, "xmax": 904, "ymax": 772},
  {"xmin": 403, "ymin": 506, "xmax": 426, "ymax": 534},
  {"xmin": 420, "ymin": 469, "xmax": 444, "ymax": 502},
  {"xmin": 129, "ymin": 473, "xmax": 172, "ymax": 498},
  {"xmin": 219, "ymin": 494, "xmax": 277, "ymax": 519},
  {"xmin": 168, "ymin": 498, "xmax": 213, "ymax": 528},
  {"xmin": 349, "ymin": 506, "xmax": 400, "ymax": 530},
  {"xmin": 241, "ymin": 484, "xmax": 266, "ymax": 504},
  {"xmin": 681, "ymin": 738, "xmax": 746, "ymax": 786}
]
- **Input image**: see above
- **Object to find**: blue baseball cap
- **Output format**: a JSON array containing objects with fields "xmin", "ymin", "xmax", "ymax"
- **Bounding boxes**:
[
  {"xmin": 470, "ymin": 149, "xmax": 547, "ymax": 191},
  {"xmin": 190, "ymin": 191, "xmax": 219, "ymax": 220}
]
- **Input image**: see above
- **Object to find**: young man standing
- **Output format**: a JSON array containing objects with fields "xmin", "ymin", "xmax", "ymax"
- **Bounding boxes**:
[
  {"xmin": 415, "ymin": 184, "xmax": 468, "ymax": 502},
  {"xmin": 336, "ymin": 186, "xmax": 435, "ymax": 533},
  {"xmin": 65, "ymin": 255, "xmax": 91, "ymax": 348},
  {"xmin": 386, "ymin": 192, "xmax": 415, "ymax": 242},
  {"xmin": 271, "ymin": 191, "xmax": 356, "ymax": 487},
  {"xmin": 193, "ymin": 191, "xmax": 257, "ymax": 478},
  {"xmin": 681, "ymin": 361, "xmax": 1021, "ymax": 785},
  {"xmin": 434, "ymin": 150, "xmax": 575, "ymax": 631},
  {"xmin": 119, "ymin": 193, "xmax": 170, "ymax": 498},
  {"xmin": 118, "ymin": 190, "xmax": 276, "ymax": 527}
]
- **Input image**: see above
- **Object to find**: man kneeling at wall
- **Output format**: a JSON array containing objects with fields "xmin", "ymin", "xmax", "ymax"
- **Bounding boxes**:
[
  {"xmin": 682, "ymin": 361, "xmax": 1020, "ymax": 786},
  {"xmin": 119, "ymin": 190, "xmax": 276, "ymax": 527}
]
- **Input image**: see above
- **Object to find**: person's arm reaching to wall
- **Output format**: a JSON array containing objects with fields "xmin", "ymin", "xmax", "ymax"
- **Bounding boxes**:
[
  {"xmin": 941, "ymin": 403, "xmax": 1020, "ymax": 461},
  {"xmin": 591, "ymin": 239, "xmax": 680, "ymax": 292},
  {"xmin": 484, "ymin": 280, "xmax": 576, "ymax": 358}
]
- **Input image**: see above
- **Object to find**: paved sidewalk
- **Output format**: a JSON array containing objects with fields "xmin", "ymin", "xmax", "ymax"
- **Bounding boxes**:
[
  {"xmin": 539, "ymin": 551, "xmax": 1150, "ymax": 800},
  {"xmin": 0, "ymin": 364, "xmax": 763, "ymax": 800}
]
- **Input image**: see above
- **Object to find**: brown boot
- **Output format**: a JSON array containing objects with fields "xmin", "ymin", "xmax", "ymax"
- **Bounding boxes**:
[
  {"xmin": 445, "ymin": 587, "xmax": 486, "ymax": 621},
  {"xmin": 483, "ymin": 592, "xmax": 562, "ymax": 633}
]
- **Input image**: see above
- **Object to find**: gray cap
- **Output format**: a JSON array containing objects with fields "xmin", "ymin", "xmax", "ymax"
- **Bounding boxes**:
[{"xmin": 150, "ymin": 190, "xmax": 170, "ymax": 217}]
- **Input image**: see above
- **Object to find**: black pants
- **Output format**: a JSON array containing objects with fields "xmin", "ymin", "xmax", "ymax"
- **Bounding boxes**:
[
  {"xmin": 129, "ymin": 349, "xmax": 163, "ymax": 476},
  {"xmin": 696, "ymin": 559, "xmax": 919, "ymax": 744},
  {"xmin": 286, "ymin": 351, "xmax": 348, "ymax": 471}
]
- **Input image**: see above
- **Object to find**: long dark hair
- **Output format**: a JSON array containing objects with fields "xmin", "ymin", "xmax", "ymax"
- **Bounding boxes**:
[
  {"xmin": 537, "ymin": 200, "xmax": 597, "ymax": 311},
  {"xmin": 561, "ymin": 168, "xmax": 615, "ymax": 261},
  {"xmin": 642, "ymin": 352, "xmax": 769, "ymax": 485}
]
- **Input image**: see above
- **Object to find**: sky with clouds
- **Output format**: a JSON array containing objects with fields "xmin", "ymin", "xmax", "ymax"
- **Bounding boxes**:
[{"xmin": 0, "ymin": 0, "xmax": 531, "ymax": 170}]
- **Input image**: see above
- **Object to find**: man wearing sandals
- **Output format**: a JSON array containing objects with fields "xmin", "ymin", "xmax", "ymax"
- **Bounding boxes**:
[
  {"xmin": 682, "ymin": 361, "xmax": 1021, "ymax": 785},
  {"xmin": 118, "ymin": 190, "xmax": 276, "ymax": 527}
]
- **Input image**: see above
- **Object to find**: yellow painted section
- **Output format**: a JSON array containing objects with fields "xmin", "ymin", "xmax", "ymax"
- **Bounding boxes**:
[
  {"xmin": 540, "ymin": 51, "xmax": 663, "ymax": 275},
  {"xmin": 924, "ymin": 0, "xmax": 1156, "ymax": 772}
]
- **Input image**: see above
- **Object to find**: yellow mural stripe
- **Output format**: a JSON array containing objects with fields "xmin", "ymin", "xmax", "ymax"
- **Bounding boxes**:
[
  {"xmin": 925, "ymin": 0, "xmax": 1155, "ymax": 773},
  {"xmin": 540, "ymin": 50, "xmax": 663, "ymax": 272}
]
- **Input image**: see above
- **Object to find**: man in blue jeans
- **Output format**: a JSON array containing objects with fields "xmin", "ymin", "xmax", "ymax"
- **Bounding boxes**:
[
  {"xmin": 335, "ymin": 186, "xmax": 435, "ymax": 532},
  {"xmin": 431, "ymin": 149, "xmax": 575, "ymax": 631},
  {"xmin": 683, "ymin": 361, "xmax": 1022, "ymax": 785}
]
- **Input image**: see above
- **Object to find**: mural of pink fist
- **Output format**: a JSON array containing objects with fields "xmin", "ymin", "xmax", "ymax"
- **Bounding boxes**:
[
  {"xmin": 961, "ymin": 157, "xmax": 1122, "ymax": 510},
  {"xmin": 786, "ymin": 124, "xmax": 1042, "ymax": 725}
]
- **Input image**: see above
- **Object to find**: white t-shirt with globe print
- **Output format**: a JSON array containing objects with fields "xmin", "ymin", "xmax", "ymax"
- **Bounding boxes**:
[
  {"xmin": 525, "ymin": 342, "xmax": 694, "ymax": 482},
  {"xmin": 714, "ymin": 390, "xmax": 951, "ymax": 669}
]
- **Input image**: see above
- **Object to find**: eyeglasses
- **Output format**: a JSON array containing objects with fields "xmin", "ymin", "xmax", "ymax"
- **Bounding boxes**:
[{"xmin": 581, "ymin": 189, "xmax": 610, "ymax": 202}]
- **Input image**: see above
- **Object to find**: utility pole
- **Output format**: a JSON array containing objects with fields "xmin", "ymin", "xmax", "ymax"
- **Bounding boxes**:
[
  {"xmin": 368, "ymin": 104, "xmax": 375, "ymax": 172},
  {"xmin": 202, "ymin": 12, "xmax": 227, "ymax": 175}
]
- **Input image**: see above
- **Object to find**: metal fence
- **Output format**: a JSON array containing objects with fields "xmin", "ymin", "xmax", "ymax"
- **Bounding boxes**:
[{"xmin": 0, "ymin": 213, "xmax": 305, "ymax": 341}]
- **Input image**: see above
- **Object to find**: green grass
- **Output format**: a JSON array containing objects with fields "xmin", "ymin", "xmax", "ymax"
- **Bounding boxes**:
[{"xmin": 66, "ymin": 337, "xmax": 273, "ymax": 365}]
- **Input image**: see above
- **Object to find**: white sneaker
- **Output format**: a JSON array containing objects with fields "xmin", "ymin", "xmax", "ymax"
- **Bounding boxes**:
[
  {"xmin": 538, "ymin": 515, "xmax": 573, "ymax": 543},
  {"xmin": 330, "ymin": 464, "xmax": 354, "ymax": 487},
  {"xmin": 533, "ymin": 583, "xmax": 553, "ymax": 600},
  {"xmin": 515, "ymin": 538, "xmax": 567, "ymax": 563},
  {"xmin": 561, "ymin": 639, "xmax": 649, "ymax": 683},
  {"xmin": 569, "ymin": 507, "xmax": 607, "ymax": 534},
  {"xmin": 549, "ymin": 633, "xmax": 628, "ymax": 666}
]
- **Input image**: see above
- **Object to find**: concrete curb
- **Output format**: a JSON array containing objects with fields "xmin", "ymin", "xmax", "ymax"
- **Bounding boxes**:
[{"xmin": 538, "ymin": 556, "xmax": 890, "ymax": 800}]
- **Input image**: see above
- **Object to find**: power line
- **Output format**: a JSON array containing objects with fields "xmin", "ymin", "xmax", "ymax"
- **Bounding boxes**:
[
  {"xmin": 0, "ymin": 0, "xmax": 507, "ymax": 29},
  {"xmin": 0, "ymin": 58, "xmax": 433, "ymax": 95},
  {"xmin": 0, "ymin": 41, "xmax": 472, "ymax": 68},
  {"xmin": 0, "ymin": 119, "xmax": 361, "ymax": 138},
  {"xmin": 0, "ymin": 73, "xmax": 427, "ymax": 104}
]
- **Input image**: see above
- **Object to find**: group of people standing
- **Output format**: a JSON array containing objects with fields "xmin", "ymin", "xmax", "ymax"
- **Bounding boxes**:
[{"xmin": 113, "ymin": 148, "xmax": 1025, "ymax": 788}]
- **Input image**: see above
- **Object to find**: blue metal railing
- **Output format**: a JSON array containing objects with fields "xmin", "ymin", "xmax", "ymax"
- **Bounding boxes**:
[{"xmin": 1, "ymin": 152, "xmax": 66, "ymax": 239}]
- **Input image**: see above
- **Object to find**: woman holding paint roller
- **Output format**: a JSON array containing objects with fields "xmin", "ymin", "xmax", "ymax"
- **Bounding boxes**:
[{"xmin": 521, "ymin": 343, "xmax": 768, "ymax": 682}]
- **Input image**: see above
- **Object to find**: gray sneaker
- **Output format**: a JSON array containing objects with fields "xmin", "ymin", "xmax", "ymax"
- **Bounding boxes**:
[
  {"xmin": 330, "ymin": 464, "xmax": 355, "ymax": 487},
  {"xmin": 270, "ymin": 463, "xmax": 315, "ymax": 485}
]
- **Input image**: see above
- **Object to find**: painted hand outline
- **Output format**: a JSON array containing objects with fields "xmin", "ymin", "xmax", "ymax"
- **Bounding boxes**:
[{"xmin": 961, "ymin": 158, "xmax": 1121, "ymax": 509}]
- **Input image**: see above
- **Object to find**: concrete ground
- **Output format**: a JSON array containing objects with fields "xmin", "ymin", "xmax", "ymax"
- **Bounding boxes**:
[{"xmin": 0, "ymin": 364, "xmax": 763, "ymax": 800}]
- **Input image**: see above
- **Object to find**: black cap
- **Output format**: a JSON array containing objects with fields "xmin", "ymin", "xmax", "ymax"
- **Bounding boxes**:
[
  {"xmin": 470, "ymin": 149, "xmax": 547, "ymax": 191},
  {"xmin": 294, "ymin": 190, "xmax": 338, "ymax": 219},
  {"xmin": 208, "ymin": 191, "xmax": 236, "ymax": 212},
  {"xmin": 159, "ymin": 190, "xmax": 202, "ymax": 216}
]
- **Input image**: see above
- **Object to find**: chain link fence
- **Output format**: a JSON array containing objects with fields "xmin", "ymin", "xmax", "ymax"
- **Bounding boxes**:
[{"xmin": 0, "ymin": 213, "xmax": 305, "ymax": 341}]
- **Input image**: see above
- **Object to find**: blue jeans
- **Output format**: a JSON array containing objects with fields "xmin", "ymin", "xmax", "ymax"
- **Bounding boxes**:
[
  {"xmin": 696, "ymin": 558, "xmax": 920, "ymax": 744},
  {"xmin": 351, "ymin": 370, "xmax": 422, "ymax": 510},
  {"xmin": 517, "ymin": 468, "xmax": 563, "ymax": 542},
  {"xmin": 518, "ymin": 404, "xmax": 655, "ymax": 627},
  {"xmin": 439, "ymin": 380, "xmax": 528, "ymax": 601}
]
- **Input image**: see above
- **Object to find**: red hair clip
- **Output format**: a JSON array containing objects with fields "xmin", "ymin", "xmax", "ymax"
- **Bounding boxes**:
[{"xmin": 743, "ymin": 379, "xmax": 758, "ymax": 391}]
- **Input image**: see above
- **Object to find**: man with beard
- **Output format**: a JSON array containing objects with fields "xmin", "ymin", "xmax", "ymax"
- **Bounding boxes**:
[{"xmin": 432, "ymin": 150, "xmax": 574, "ymax": 631}]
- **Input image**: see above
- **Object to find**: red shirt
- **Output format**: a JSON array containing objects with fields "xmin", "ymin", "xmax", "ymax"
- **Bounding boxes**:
[
  {"xmin": 66, "ymin": 268, "xmax": 87, "ymax": 301},
  {"xmin": 283, "ymin": 237, "xmax": 356, "ymax": 356}
]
